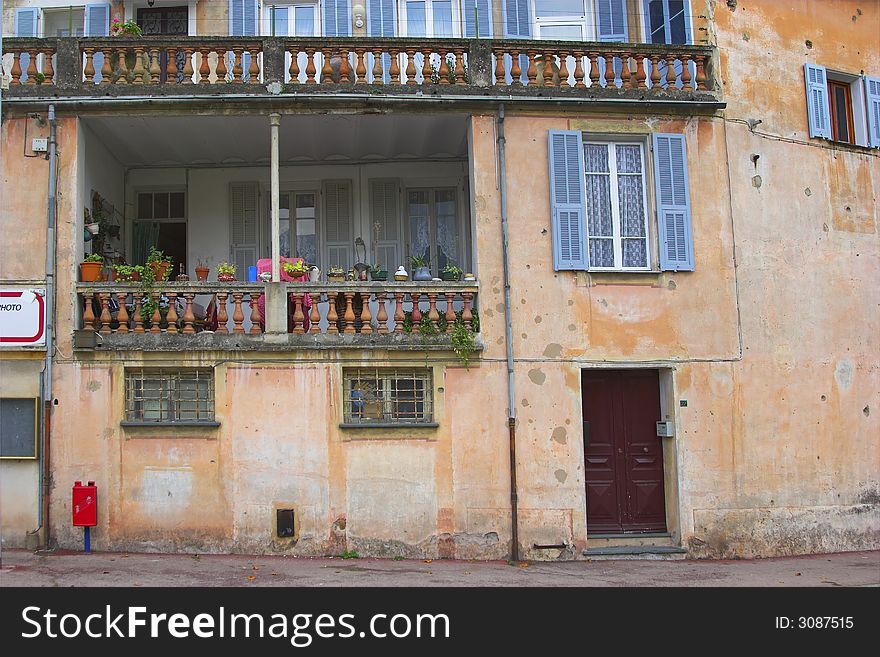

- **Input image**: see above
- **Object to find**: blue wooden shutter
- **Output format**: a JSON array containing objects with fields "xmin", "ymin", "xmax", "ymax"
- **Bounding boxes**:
[
  {"xmin": 464, "ymin": 0, "xmax": 492, "ymax": 38},
  {"xmin": 653, "ymin": 133, "xmax": 694, "ymax": 272},
  {"xmin": 548, "ymin": 131, "xmax": 589, "ymax": 271},
  {"xmin": 804, "ymin": 64, "xmax": 832, "ymax": 139},
  {"xmin": 596, "ymin": 0, "xmax": 627, "ymax": 42},
  {"xmin": 368, "ymin": 0, "xmax": 395, "ymax": 36},
  {"xmin": 85, "ymin": 4, "xmax": 110, "ymax": 36},
  {"xmin": 503, "ymin": 0, "xmax": 531, "ymax": 38},
  {"xmin": 324, "ymin": 0, "xmax": 352, "ymax": 37},
  {"xmin": 864, "ymin": 76, "xmax": 880, "ymax": 148},
  {"xmin": 229, "ymin": 0, "xmax": 243, "ymax": 35},
  {"xmin": 15, "ymin": 8, "xmax": 38, "ymax": 36}
]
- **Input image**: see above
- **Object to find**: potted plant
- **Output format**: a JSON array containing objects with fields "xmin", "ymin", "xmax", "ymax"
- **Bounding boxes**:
[
  {"xmin": 283, "ymin": 260, "xmax": 310, "ymax": 279},
  {"xmin": 112, "ymin": 264, "xmax": 142, "ymax": 282},
  {"xmin": 146, "ymin": 246, "xmax": 172, "ymax": 282},
  {"xmin": 195, "ymin": 260, "xmax": 210, "ymax": 282},
  {"xmin": 217, "ymin": 262, "xmax": 236, "ymax": 282},
  {"xmin": 441, "ymin": 263, "xmax": 463, "ymax": 282},
  {"xmin": 80, "ymin": 253, "xmax": 104, "ymax": 282},
  {"xmin": 370, "ymin": 265, "xmax": 388, "ymax": 282},
  {"xmin": 327, "ymin": 266, "xmax": 345, "ymax": 283},
  {"xmin": 410, "ymin": 255, "xmax": 432, "ymax": 281}
]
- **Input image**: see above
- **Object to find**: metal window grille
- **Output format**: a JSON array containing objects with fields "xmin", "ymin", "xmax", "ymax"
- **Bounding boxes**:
[
  {"xmin": 125, "ymin": 369, "xmax": 214, "ymax": 424},
  {"xmin": 343, "ymin": 368, "xmax": 433, "ymax": 425}
]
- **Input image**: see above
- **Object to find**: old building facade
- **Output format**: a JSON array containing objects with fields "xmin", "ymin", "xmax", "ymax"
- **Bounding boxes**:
[{"xmin": 1, "ymin": 0, "xmax": 877, "ymax": 560}]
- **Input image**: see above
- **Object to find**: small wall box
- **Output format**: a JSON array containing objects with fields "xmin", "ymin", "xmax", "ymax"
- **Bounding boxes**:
[{"xmin": 656, "ymin": 421, "xmax": 674, "ymax": 437}]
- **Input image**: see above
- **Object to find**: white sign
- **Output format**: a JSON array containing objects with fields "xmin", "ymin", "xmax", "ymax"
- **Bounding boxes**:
[{"xmin": 0, "ymin": 289, "xmax": 46, "ymax": 347}]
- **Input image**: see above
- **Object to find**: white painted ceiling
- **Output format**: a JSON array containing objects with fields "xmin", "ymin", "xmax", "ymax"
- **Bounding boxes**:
[{"xmin": 83, "ymin": 113, "xmax": 469, "ymax": 167}]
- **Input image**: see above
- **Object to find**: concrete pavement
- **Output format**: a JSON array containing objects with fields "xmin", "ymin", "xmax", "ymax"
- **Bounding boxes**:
[{"xmin": 1, "ymin": 549, "xmax": 878, "ymax": 587}]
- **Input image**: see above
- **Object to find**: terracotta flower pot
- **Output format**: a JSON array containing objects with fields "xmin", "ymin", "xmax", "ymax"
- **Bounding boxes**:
[
  {"xmin": 148, "ymin": 261, "xmax": 171, "ymax": 281},
  {"xmin": 217, "ymin": 273, "xmax": 236, "ymax": 282},
  {"xmin": 195, "ymin": 267, "xmax": 210, "ymax": 282},
  {"xmin": 80, "ymin": 261, "xmax": 103, "ymax": 282}
]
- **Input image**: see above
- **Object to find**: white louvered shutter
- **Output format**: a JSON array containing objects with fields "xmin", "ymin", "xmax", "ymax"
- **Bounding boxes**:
[
  {"xmin": 230, "ymin": 182, "xmax": 260, "ymax": 277},
  {"xmin": 324, "ymin": 181, "xmax": 353, "ymax": 271}
]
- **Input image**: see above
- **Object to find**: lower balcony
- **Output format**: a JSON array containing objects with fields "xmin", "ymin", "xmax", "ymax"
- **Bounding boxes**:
[{"xmin": 75, "ymin": 281, "xmax": 480, "ymax": 353}]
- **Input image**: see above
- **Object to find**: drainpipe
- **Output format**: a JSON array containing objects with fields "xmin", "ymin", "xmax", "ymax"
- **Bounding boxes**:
[
  {"xmin": 269, "ymin": 113, "xmax": 281, "ymax": 282},
  {"xmin": 497, "ymin": 104, "xmax": 519, "ymax": 562}
]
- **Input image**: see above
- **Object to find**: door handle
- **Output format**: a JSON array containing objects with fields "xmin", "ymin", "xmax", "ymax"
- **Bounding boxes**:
[{"xmin": 643, "ymin": 447, "xmax": 649, "ymax": 453}]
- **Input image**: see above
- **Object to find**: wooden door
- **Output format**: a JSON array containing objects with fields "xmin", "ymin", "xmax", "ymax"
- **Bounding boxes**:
[{"xmin": 582, "ymin": 369, "xmax": 667, "ymax": 533}]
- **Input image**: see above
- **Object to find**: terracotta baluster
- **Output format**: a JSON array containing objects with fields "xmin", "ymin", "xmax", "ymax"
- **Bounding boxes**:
[
  {"xmin": 427, "ymin": 293, "xmax": 439, "ymax": 328},
  {"xmin": 588, "ymin": 52, "xmax": 599, "ymax": 87},
  {"xmin": 604, "ymin": 53, "xmax": 616, "ymax": 88},
  {"xmin": 354, "ymin": 48, "xmax": 366, "ymax": 83},
  {"xmin": 342, "ymin": 292, "xmax": 356, "ymax": 333},
  {"xmin": 100, "ymin": 49, "xmax": 112, "ymax": 85},
  {"xmin": 132, "ymin": 296, "xmax": 144, "ymax": 333},
  {"xmin": 305, "ymin": 48, "xmax": 317, "ymax": 83},
  {"xmin": 666, "ymin": 54, "xmax": 678, "ymax": 86},
  {"xmin": 681, "ymin": 53, "xmax": 693, "ymax": 90},
  {"xmin": 198, "ymin": 48, "xmax": 210, "ymax": 83},
  {"xmin": 215, "ymin": 48, "xmax": 228, "ymax": 82},
  {"xmin": 182, "ymin": 294, "xmax": 195, "ymax": 334},
  {"xmin": 695, "ymin": 55, "xmax": 707, "ymax": 90},
  {"xmin": 114, "ymin": 48, "xmax": 129, "ymax": 84},
  {"xmin": 232, "ymin": 47, "xmax": 243, "ymax": 82},
  {"xmin": 462, "ymin": 292, "xmax": 474, "ymax": 330},
  {"xmin": 216, "ymin": 293, "xmax": 229, "ymax": 333},
  {"xmin": 231, "ymin": 293, "xmax": 245, "ymax": 333},
  {"xmin": 149, "ymin": 48, "xmax": 161, "ymax": 83},
  {"xmin": 114, "ymin": 293, "xmax": 128, "ymax": 332},
  {"xmin": 493, "ymin": 49, "xmax": 505, "ymax": 85},
  {"xmin": 389, "ymin": 49, "xmax": 400, "ymax": 84},
  {"xmin": 149, "ymin": 292, "xmax": 161, "ymax": 333},
  {"xmin": 25, "ymin": 49, "xmax": 38, "ymax": 85},
  {"xmin": 289, "ymin": 47, "xmax": 300, "ymax": 83},
  {"xmin": 248, "ymin": 47, "xmax": 260, "ymax": 83},
  {"xmin": 249, "ymin": 292, "xmax": 262, "ymax": 334},
  {"xmin": 510, "ymin": 49, "xmax": 522, "ymax": 85},
  {"xmin": 376, "ymin": 292, "xmax": 388, "ymax": 333},
  {"xmin": 438, "ymin": 49, "xmax": 449, "ymax": 84},
  {"xmin": 359, "ymin": 293, "xmax": 372, "ymax": 333},
  {"xmin": 165, "ymin": 292, "xmax": 178, "ymax": 333},
  {"xmin": 83, "ymin": 48, "xmax": 95, "ymax": 83},
  {"xmin": 371, "ymin": 49, "xmax": 383, "ymax": 84},
  {"xmin": 43, "ymin": 49, "xmax": 54, "ymax": 84},
  {"xmin": 182, "ymin": 48, "xmax": 194, "ymax": 83},
  {"xmin": 444, "ymin": 293, "xmax": 455, "ymax": 332},
  {"xmin": 405, "ymin": 48, "xmax": 417, "ymax": 85},
  {"xmin": 649, "ymin": 55, "xmax": 661, "ymax": 90},
  {"xmin": 9, "ymin": 52, "xmax": 22, "ymax": 85},
  {"xmin": 166, "ymin": 48, "xmax": 178, "ymax": 84},
  {"xmin": 309, "ymin": 294, "xmax": 321, "ymax": 333},
  {"xmin": 321, "ymin": 48, "xmax": 334, "ymax": 83},
  {"xmin": 540, "ymin": 51, "xmax": 553, "ymax": 87},
  {"xmin": 131, "ymin": 46, "xmax": 145, "ymax": 84},
  {"xmin": 327, "ymin": 292, "xmax": 339, "ymax": 333},
  {"xmin": 526, "ymin": 51, "xmax": 537, "ymax": 86},
  {"xmin": 411, "ymin": 293, "xmax": 422, "ymax": 333},
  {"xmin": 635, "ymin": 54, "xmax": 647, "ymax": 89},
  {"xmin": 452, "ymin": 48, "xmax": 465, "ymax": 84},
  {"xmin": 98, "ymin": 294, "xmax": 112, "ymax": 334},
  {"xmin": 339, "ymin": 48, "xmax": 351, "ymax": 82},
  {"xmin": 393, "ymin": 292, "xmax": 405, "ymax": 332},
  {"xmin": 558, "ymin": 51, "xmax": 570, "ymax": 88},
  {"xmin": 292, "ymin": 293, "xmax": 305, "ymax": 333},
  {"xmin": 621, "ymin": 53, "xmax": 633, "ymax": 89},
  {"xmin": 82, "ymin": 292, "xmax": 95, "ymax": 329},
  {"xmin": 572, "ymin": 50, "xmax": 586, "ymax": 88}
]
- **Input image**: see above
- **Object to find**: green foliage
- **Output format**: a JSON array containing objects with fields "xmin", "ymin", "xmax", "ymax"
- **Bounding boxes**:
[
  {"xmin": 113, "ymin": 264, "xmax": 142, "ymax": 281},
  {"xmin": 110, "ymin": 18, "xmax": 143, "ymax": 37},
  {"xmin": 409, "ymin": 254, "xmax": 429, "ymax": 269},
  {"xmin": 441, "ymin": 262, "xmax": 463, "ymax": 280},
  {"xmin": 146, "ymin": 246, "xmax": 169, "ymax": 264},
  {"xmin": 83, "ymin": 253, "xmax": 104, "ymax": 263},
  {"xmin": 392, "ymin": 555, "xmax": 405, "ymax": 561},
  {"xmin": 451, "ymin": 319, "xmax": 476, "ymax": 368},
  {"xmin": 340, "ymin": 550, "xmax": 360, "ymax": 559},
  {"xmin": 217, "ymin": 261, "xmax": 236, "ymax": 275}
]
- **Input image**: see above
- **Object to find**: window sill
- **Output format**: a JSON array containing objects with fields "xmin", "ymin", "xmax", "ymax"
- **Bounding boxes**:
[
  {"xmin": 578, "ymin": 271, "xmax": 685, "ymax": 288},
  {"xmin": 339, "ymin": 423, "xmax": 439, "ymax": 430},
  {"xmin": 818, "ymin": 138, "xmax": 877, "ymax": 153},
  {"xmin": 120, "ymin": 421, "xmax": 220, "ymax": 428}
]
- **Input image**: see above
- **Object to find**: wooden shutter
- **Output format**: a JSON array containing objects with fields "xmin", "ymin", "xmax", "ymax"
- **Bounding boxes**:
[
  {"xmin": 324, "ymin": 181, "xmax": 353, "ymax": 271},
  {"xmin": 548, "ymin": 131, "xmax": 589, "ymax": 271},
  {"xmin": 464, "ymin": 0, "xmax": 492, "ymax": 38},
  {"xmin": 804, "ymin": 64, "xmax": 832, "ymax": 139},
  {"xmin": 503, "ymin": 0, "xmax": 531, "ymax": 38},
  {"xmin": 864, "ymin": 76, "xmax": 880, "ymax": 148},
  {"xmin": 230, "ymin": 182, "xmax": 260, "ymax": 277},
  {"xmin": 15, "ymin": 8, "xmax": 38, "ymax": 36},
  {"xmin": 85, "ymin": 4, "xmax": 110, "ymax": 36},
  {"xmin": 323, "ymin": 0, "xmax": 352, "ymax": 37},
  {"xmin": 652, "ymin": 133, "xmax": 694, "ymax": 272},
  {"xmin": 370, "ymin": 180, "xmax": 401, "ymax": 270},
  {"xmin": 596, "ymin": 0, "xmax": 627, "ymax": 42}
]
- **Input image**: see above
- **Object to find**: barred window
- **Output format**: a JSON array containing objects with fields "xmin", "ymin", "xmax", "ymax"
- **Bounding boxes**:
[
  {"xmin": 343, "ymin": 369, "xmax": 434, "ymax": 426},
  {"xmin": 124, "ymin": 369, "xmax": 215, "ymax": 425}
]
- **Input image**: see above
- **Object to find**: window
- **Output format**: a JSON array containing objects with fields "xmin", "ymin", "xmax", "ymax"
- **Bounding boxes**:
[
  {"xmin": 343, "ymin": 368, "xmax": 434, "ymax": 426},
  {"xmin": 805, "ymin": 64, "xmax": 880, "ymax": 148},
  {"xmin": 584, "ymin": 142, "xmax": 650, "ymax": 270},
  {"xmin": 279, "ymin": 191, "xmax": 318, "ymax": 264},
  {"xmin": 43, "ymin": 8, "xmax": 85, "ymax": 37},
  {"xmin": 534, "ymin": 0, "xmax": 587, "ymax": 40},
  {"xmin": 134, "ymin": 190, "xmax": 187, "ymax": 270},
  {"xmin": 828, "ymin": 80, "xmax": 855, "ymax": 144},
  {"xmin": 124, "ymin": 369, "xmax": 216, "ymax": 425},
  {"xmin": 643, "ymin": 0, "xmax": 690, "ymax": 45},
  {"xmin": 402, "ymin": 0, "xmax": 455, "ymax": 37},
  {"xmin": 549, "ymin": 130, "xmax": 694, "ymax": 272},
  {"xmin": 407, "ymin": 188, "xmax": 463, "ymax": 276},
  {"xmin": 264, "ymin": 2, "xmax": 318, "ymax": 36}
]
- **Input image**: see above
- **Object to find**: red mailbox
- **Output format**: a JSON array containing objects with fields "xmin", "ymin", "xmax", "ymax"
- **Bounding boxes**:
[{"xmin": 72, "ymin": 481, "xmax": 97, "ymax": 527}]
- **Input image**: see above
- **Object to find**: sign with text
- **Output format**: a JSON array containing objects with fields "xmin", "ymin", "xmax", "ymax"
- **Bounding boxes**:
[{"xmin": 0, "ymin": 289, "xmax": 46, "ymax": 347}]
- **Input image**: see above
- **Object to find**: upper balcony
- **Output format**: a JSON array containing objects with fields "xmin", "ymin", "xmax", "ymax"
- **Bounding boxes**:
[{"xmin": 2, "ymin": 36, "xmax": 719, "ymax": 109}]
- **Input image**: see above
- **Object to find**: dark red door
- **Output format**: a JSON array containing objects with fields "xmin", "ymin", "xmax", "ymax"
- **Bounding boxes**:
[{"xmin": 582, "ymin": 369, "xmax": 667, "ymax": 533}]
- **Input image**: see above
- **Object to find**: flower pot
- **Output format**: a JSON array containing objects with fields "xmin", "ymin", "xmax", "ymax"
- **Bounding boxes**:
[
  {"xmin": 217, "ymin": 273, "xmax": 236, "ymax": 282},
  {"xmin": 195, "ymin": 267, "xmax": 210, "ymax": 282},
  {"xmin": 412, "ymin": 266, "xmax": 433, "ymax": 282},
  {"xmin": 85, "ymin": 222, "xmax": 100, "ymax": 235},
  {"xmin": 80, "ymin": 261, "xmax": 103, "ymax": 282},
  {"xmin": 328, "ymin": 274, "xmax": 345, "ymax": 283},
  {"xmin": 371, "ymin": 271, "xmax": 388, "ymax": 282},
  {"xmin": 148, "ymin": 261, "xmax": 171, "ymax": 281},
  {"xmin": 440, "ymin": 272, "xmax": 460, "ymax": 282}
]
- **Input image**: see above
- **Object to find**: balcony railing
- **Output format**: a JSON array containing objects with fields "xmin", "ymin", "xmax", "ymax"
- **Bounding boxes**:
[
  {"xmin": 75, "ymin": 281, "xmax": 480, "ymax": 351},
  {"xmin": 3, "ymin": 36, "xmax": 717, "ymax": 100}
]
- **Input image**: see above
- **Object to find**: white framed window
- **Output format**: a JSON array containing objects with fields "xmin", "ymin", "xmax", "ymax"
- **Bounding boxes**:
[
  {"xmin": 263, "ymin": 1, "xmax": 320, "ymax": 36},
  {"xmin": 279, "ymin": 190, "xmax": 319, "ymax": 264},
  {"xmin": 583, "ymin": 141, "xmax": 651, "ymax": 271},
  {"xmin": 343, "ymin": 368, "xmax": 434, "ymax": 426},
  {"xmin": 643, "ymin": 0, "xmax": 691, "ymax": 45},
  {"xmin": 400, "ymin": 0, "xmax": 457, "ymax": 37},
  {"xmin": 43, "ymin": 7, "xmax": 86, "ymax": 37},
  {"xmin": 533, "ymin": 0, "xmax": 587, "ymax": 40},
  {"xmin": 805, "ymin": 64, "xmax": 879, "ymax": 148},
  {"xmin": 406, "ymin": 187, "xmax": 465, "ymax": 276}
]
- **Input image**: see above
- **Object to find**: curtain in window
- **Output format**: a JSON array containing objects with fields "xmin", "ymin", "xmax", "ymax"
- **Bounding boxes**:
[
  {"xmin": 132, "ymin": 221, "xmax": 160, "ymax": 266},
  {"xmin": 584, "ymin": 144, "xmax": 613, "ymax": 267},
  {"xmin": 616, "ymin": 144, "xmax": 647, "ymax": 267},
  {"xmin": 435, "ymin": 190, "xmax": 458, "ymax": 269},
  {"xmin": 409, "ymin": 192, "xmax": 431, "ymax": 263}
]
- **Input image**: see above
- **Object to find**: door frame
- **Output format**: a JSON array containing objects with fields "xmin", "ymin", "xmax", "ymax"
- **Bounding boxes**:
[{"xmin": 580, "ymin": 364, "xmax": 682, "ymax": 543}]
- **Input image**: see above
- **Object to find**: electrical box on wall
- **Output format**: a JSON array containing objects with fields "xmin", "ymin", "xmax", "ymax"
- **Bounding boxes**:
[
  {"xmin": 31, "ymin": 138, "xmax": 48, "ymax": 152},
  {"xmin": 656, "ymin": 421, "xmax": 675, "ymax": 437}
]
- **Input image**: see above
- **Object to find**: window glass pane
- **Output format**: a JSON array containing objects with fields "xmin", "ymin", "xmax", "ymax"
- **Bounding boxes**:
[
  {"xmin": 279, "ymin": 193, "xmax": 291, "ymax": 258},
  {"xmin": 535, "ymin": 0, "xmax": 584, "ymax": 18},
  {"xmin": 832, "ymin": 86, "xmax": 850, "ymax": 142},
  {"xmin": 616, "ymin": 145, "xmax": 642, "ymax": 173},
  {"xmin": 137, "ymin": 193, "xmax": 153, "ymax": 220},
  {"xmin": 584, "ymin": 144, "xmax": 610, "ymax": 173},
  {"xmin": 154, "ymin": 193, "xmax": 169, "ymax": 219},
  {"xmin": 585, "ymin": 175, "xmax": 612, "ymax": 237},
  {"xmin": 589, "ymin": 239, "xmax": 614, "ymax": 268},
  {"xmin": 126, "ymin": 369, "xmax": 214, "ymax": 423},
  {"xmin": 294, "ymin": 193, "xmax": 317, "ymax": 263},
  {"xmin": 294, "ymin": 6, "xmax": 316, "ymax": 36},
  {"xmin": 432, "ymin": 0, "xmax": 453, "ymax": 37},
  {"xmin": 406, "ymin": 1, "xmax": 427, "ymax": 37},
  {"xmin": 668, "ymin": 0, "xmax": 687, "ymax": 44},
  {"xmin": 169, "ymin": 192, "xmax": 185, "ymax": 218},
  {"xmin": 622, "ymin": 239, "xmax": 648, "ymax": 268},
  {"xmin": 344, "ymin": 369, "xmax": 432, "ymax": 424},
  {"xmin": 648, "ymin": 0, "xmax": 667, "ymax": 44},
  {"xmin": 408, "ymin": 191, "xmax": 431, "ymax": 265},
  {"xmin": 435, "ymin": 190, "xmax": 458, "ymax": 272},
  {"xmin": 539, "ymin": 24, "xmax": 583, "ymax": 40},
  {"xmin": 618, "ymin": 176, "xmax": 645, "ymax": 237}
]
